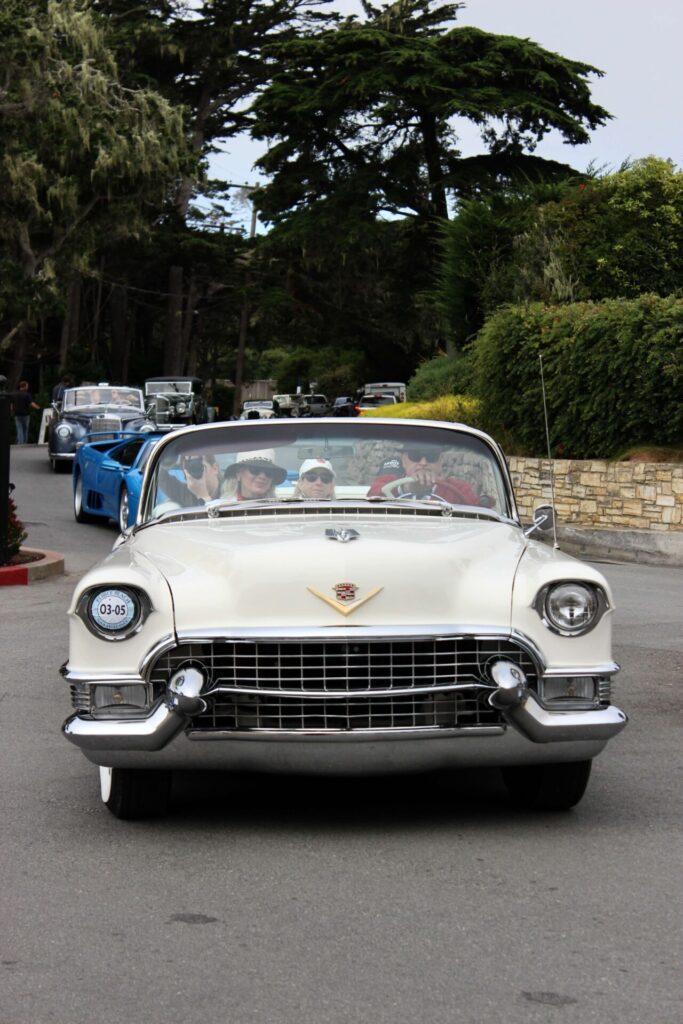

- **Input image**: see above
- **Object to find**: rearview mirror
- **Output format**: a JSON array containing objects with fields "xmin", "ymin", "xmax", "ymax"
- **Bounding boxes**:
[{"xmin": 524, "ymin": 503, "xmax": 555, "ymax": 538}]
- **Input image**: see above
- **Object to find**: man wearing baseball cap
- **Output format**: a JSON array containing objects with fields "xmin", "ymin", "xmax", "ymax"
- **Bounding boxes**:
[{"xmin": 367, "ymin": 444, "xmax": 478, "ymax": 505}]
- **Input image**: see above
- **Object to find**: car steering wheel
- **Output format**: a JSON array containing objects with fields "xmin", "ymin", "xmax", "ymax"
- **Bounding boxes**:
[{"xmin": 380, "ymin": 476, "xmax": 450, "ymax": 505}]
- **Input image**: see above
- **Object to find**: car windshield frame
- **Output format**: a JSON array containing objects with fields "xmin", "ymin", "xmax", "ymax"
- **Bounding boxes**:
[
  {"xmin": 62, "ymin": 387, "xmax": 145, "ymax": 412},
  {"xmin": 144, "ymin": 380, "xmax": 198, "ymax": 396},
  {"xmin": 138, "ymin": 419, "xmax": 517, "ymax": 526}
]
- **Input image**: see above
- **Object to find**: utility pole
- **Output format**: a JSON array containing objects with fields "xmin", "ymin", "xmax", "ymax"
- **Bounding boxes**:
[
  {"xmin": 231, "ymin": 186, "xmax": 258, "ymax": 418},
  {"xmin": 0, "ymin": 376, "xmax": 10, "ymax": 566}
]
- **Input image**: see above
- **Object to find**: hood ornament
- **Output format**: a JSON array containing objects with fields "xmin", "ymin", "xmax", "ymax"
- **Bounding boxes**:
[
  {"xmin": 326, "ymin": 527, "xmax": 359, "ymax": 543},
  {"xmin": 308, "ymin": 582, "xmax": 383, "ymax": 617}
]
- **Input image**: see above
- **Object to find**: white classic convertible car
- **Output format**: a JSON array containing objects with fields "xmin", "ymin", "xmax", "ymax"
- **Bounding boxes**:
[{"xmin": 62, "ymin": 418, "xmax": 627, "ymax": 818}]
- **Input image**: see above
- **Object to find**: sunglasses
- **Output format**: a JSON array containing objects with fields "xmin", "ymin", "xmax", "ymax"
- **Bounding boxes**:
[
  {"xmin": 302, "ymin": 472, "xmax": 334, "ymax": 484},
  {"xmin": 243, "ymin": 464, "xmax": 278, "ymax": 479},
  {"xmin": 182, "ymin": 457, "xmax": 207, "ymax": 479},
  {"xmin": 403, "ymin": 450, "xmax": 440, "ymax": 463}
]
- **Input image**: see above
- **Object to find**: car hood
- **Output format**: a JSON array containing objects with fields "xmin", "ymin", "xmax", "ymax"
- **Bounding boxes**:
[{"xmin": 132, "ymin": 514, "xmax": 528, "ymax": 631}]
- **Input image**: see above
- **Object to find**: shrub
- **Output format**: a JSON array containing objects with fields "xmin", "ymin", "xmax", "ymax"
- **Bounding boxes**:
[
  {"xmin": 4, "ymin": 494, "xmax": 27, "ymax": 563},
  {"xmin": 472, "ymin": 294, "xmax": 683, "ymax": 459},
  {"xmin": 361, "ymin": 394, "xmax": 484, "ymax": 428},
  {"xmin": 407, "ymin": 351, "xmax": 474, "ymax": 402}
]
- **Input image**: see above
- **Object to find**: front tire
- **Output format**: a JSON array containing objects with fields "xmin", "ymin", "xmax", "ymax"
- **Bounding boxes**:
[
  {"xmin": 501, "ymin": 760, "xmax": 592, "ymax": 811},
  {"xmin": 99, "ymin": 767, "xmax": 172, "ymax": 820},
  {"xmin": 118, "ymin": 486, "xmax": 130, "ymax": 533},
  {"xmin": 73, "ymin": 474, "xmax": 98, "ymax": 524}
]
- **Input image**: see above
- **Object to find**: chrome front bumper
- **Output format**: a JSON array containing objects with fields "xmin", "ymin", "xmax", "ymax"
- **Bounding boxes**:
[{"xmin": 63, "ymin": 666, "xmax": 627, "ymax": 770}]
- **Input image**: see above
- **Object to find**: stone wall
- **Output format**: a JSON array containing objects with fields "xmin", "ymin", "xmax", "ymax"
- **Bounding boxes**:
[{"xmin": 508, "ymin": 458, "xmax": 683, "ymax": 532}]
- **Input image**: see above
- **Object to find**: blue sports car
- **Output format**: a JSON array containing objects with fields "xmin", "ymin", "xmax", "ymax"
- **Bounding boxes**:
[{"xmin": 72, "ymin": 433, "xmax": 166, "ymax": 532}]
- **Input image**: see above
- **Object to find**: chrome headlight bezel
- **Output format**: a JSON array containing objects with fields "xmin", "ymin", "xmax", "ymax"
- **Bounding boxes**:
[
  {"xmin": 76, "ymin": 585, "xmax": 152, "ymax": 641},
  {"xmin": 533, "ymin": 581, "xmax": 609, "ymax": 637}
]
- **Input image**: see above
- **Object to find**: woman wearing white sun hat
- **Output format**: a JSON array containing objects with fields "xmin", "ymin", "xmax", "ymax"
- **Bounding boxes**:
[{"xmin": 222, "ymin": 449, "xmax": 288, "ymax": 501}]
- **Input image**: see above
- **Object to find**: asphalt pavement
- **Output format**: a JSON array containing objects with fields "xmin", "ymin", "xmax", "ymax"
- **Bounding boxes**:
[{"xmin": 1, "ymin": 445, "xmax": 681, "ymax": 1024}]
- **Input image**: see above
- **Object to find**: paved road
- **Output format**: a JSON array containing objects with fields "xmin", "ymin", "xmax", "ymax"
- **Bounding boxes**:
[{"xmin": 2, "ymin": 445, "xmax": 682, "ymax": 1024}]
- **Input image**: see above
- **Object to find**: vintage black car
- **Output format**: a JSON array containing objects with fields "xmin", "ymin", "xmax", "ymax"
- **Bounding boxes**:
[
  {"xmin": 48, "ymin": 386, "xmax": 155, "ymax": 472},
  {"xmin": 144, "ymin": 377, "xmax": 207, "ymax": 425}
]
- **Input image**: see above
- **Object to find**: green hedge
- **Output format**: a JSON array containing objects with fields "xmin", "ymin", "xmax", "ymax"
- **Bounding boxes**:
[
  {"xmin": 473, "ymin": 295, "xmax": 683, "ymax": 459},
  {"xmin": 407, "ymin": 351, "xmax": 474, "ymax": 401}
]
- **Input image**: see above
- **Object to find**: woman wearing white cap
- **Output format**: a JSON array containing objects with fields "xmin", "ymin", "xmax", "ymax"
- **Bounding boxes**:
[
  {"xmin": 294, "ymin": 458, "xmax": 336, "ymax": 500},
  {"xmin": 223, "ymin": 449, "xmax": 288, "ymax": 501}
]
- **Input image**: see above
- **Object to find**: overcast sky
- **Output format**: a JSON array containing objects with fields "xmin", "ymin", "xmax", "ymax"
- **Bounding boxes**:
[{"xmin": 211, "ymin": 0, "xmax": 683, "ymax": 221}]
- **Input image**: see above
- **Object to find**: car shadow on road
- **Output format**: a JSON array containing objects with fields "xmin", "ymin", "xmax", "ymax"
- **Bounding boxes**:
[{"xmin": 166, "ymin": 767, "xmax": 562, "ymax": 830}]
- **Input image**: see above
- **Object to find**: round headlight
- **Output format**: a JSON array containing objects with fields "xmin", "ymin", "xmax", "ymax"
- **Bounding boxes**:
[
  {"xmin": 176, "ymin": 402, "xmax": 187, "ymax": 414},
  {"xmin": 77, "ymin": 586, "xmax": 151, "ymax": 640},
  {"xmin": 56, "ymin": 424, "xmax": 73, "ymax": 438},
  {"xmin": 544, "ymin": 583, "xmax": 598, "ymax": 634}
]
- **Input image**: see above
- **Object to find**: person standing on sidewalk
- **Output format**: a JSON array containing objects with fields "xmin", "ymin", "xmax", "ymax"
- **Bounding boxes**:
[{"xmin": 11, "ymin": 381, "xmax": 40, "ymax": 444}]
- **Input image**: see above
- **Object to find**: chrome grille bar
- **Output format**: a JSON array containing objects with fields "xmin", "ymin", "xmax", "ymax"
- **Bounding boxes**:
[
  {"xmin": 148, "ymin": 637, "xmax": 539, "ymax": 696},
  {"xmin": 194, "ymin": 690, "xmax": 503, "ymax": 732}
]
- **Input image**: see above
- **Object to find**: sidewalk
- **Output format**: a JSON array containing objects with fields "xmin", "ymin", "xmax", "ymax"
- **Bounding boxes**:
[{"xmin": 554, "ymin": 526, "xmax": 683, "ymax": 566}]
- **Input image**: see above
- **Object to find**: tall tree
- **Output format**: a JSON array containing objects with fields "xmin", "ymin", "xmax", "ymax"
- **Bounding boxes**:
[
  {"xmin": 252, "ymin": 0, "xmax": 610, "ymax": 231},
  {"xmin": 93, "ymin": 0, "xmax": 338, "ymax": 375},
  {"xmin": 0, "ymin": 0, "xmax": 186, "ymax": 374}
]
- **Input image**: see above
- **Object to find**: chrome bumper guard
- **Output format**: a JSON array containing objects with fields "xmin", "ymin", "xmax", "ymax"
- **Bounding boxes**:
[
  {"xmin": 62, "ymin": 663, "xmax": 627, "ymax": 753},
  {"xmin": 63, "ymin": 667, "xmax": 207, "ymax": 752}
]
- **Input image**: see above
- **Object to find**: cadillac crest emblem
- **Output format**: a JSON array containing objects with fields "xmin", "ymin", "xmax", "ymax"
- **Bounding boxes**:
[{"xmin": 334, "ymin": 582, "xmax": 357, "ymax": 603}]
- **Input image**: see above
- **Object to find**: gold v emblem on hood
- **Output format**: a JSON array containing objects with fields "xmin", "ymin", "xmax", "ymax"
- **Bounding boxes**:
[{"xmin": 307, "ymin": 585, "xmax": 383, "ymax": 616}]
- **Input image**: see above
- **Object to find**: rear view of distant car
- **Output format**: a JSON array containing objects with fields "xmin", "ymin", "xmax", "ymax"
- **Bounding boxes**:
[
  {"xmin": 331, "ymin": 396, "xmax": 358, "ymax": 417},
  {"xmin": 361, "ymin": 381, "xmax": 407, "ymax": 402},
  {"xmin": 357, "ymin": 394, "xmax": 398, "ymax": 415},
  {"xmin": 300, "ymin": 394, "xmax": 331, "ymax": 417}
]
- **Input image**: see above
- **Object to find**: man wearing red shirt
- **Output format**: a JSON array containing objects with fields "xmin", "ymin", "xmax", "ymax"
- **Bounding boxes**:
[{"xmin": 367, "ymin": 445, "xmax": 479, "ymax": 506}]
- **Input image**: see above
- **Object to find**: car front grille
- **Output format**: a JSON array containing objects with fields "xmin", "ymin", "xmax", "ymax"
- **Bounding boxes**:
[
  {"xmin": 148, "ymin": 636, "xmax": 539, "ymax": 733},
  {"xmin": 91, "ymin": 415, "xmax": 122, "ymax": 437}
]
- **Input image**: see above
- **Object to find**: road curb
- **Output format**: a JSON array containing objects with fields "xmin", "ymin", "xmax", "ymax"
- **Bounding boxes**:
[
  {"xmin": 555, "ymin": 526, "xmax": 683, "ymax": 567},
  {"xmin": 0, "ymin": 547, "xmax": 65, "ymax": 586}
]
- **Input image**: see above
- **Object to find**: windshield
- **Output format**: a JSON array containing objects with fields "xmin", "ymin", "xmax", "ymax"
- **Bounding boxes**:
[
  {"xmin": 141, "ymin": 422, "xmax": 512, "ymax": 523},
  {"xmin": 63, "ymin": 387, "xmax": 144, "ymax": 411},
  {"xmin": 145, "ymin": 380, "xmax": 194, "ymax": 396}
]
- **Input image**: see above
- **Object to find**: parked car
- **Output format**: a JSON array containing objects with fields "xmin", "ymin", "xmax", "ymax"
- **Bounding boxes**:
[
  {"xmin": 239, "ymin": 400, "xmax": 278, "ymax": 420},
  {"xmin": 48, "ymin": 386, "xmax": 154, "ymax": 472},
  {"xmin": 272, "ymin": 394, "xmax": 304, "ymax": 417},
  {"xmin": 62, "ymin": 417, "xmax": 627, "ymax": 819},
  {"xmin": 72, "ymin": 433, "xmax": 167, "ymax": 533},
  {"xmin": 144, "ymin": 377, "xmax": 207, "ymax": 426},
  {"xmin": 357, "ymin": 394, "xmax": 398, "ymax": 414},
  {"xmin": 331, "ymin": 396, "xmax": 359, "ymax": 417},
  {"xmin": 299, "ymin": 394, "xmax": 331, "ymax": 417}
]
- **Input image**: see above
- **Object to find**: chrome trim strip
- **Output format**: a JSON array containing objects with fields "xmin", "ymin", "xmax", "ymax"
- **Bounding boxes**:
[
  {"xmin": 543, "ymin": 662, "xmax": 620, "ymax": 677},
  {"xmin": 187, "ymin": 725, "xmax": 506, "ymax": 741},
  {"xmin": 139, "ymin": 634, "xmax": 178, "ymax": 676},
  {"xmin": 62, "ymin": 668, "xmax": 146, "ymax": 685},
  {"xmin": 203, "ymin": 681, "xmax": 495, "ymax": 700},
  {"xmin": 176, "ymin": 625, "xmax": 510, "ymax": 641}
]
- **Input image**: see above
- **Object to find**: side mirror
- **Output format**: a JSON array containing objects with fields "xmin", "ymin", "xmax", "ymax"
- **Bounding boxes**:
[{"xmin": 524, "ymin": 503, "xmax": 555, "ymax": 538}]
